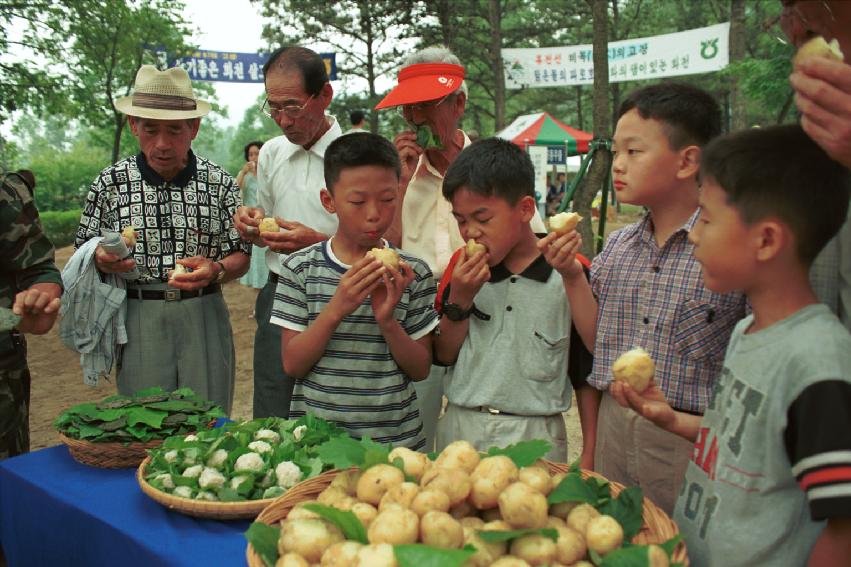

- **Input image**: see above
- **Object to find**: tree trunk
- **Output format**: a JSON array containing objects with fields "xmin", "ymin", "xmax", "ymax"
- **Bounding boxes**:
[
  {"xmin": 729, "ymin": 0, "xmax": 747, "ymax": 130},
  {"xmin": 575, "ymin": 86, "xmax": 584, "ymax": 131},
  {"xmin": 488, "ymin": 0, "xmax": 505, "ymax": 131},
  {"xmin": 576, "ymin": 0, "xmax": 612, "ymax": 259},
  {"xmin": 361, "ymin": 1, "xmax": 380, "ymax": 132},
  {"xmin": 112, "ymin": 112, "xmax": 126, "ymax": 165}
]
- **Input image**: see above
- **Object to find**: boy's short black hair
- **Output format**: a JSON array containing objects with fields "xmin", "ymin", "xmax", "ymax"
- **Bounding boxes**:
[
  {"xmin": 701, "ymin": 124, "xmax": 850, "ymax": 265},
  {"xmin": 349, "ymin": 110, "xmax": 365, "ymax": 125},
  {"xmin": 263, "ymin": 46, "xmax": 328, "ymax": 96},
  {"xmin": 323, "ymin": 132, "xmax": 400, "ymax": 192},
  {"xmin": 243, "ymin": 140, "xmax": 263, "ymax": 161},
  {"xmin": 618, "ymin": 82, "xmax": 721, "ymax": 149},
  {"xmin": 443, "ymin": 137, "xmax": 534, "ymax": 205}
]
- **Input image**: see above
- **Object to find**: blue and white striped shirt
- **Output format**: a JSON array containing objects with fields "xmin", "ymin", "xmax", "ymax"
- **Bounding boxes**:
[{"xmin": 270, "ymin": 239, "xmax": 438, "ymax": 449}]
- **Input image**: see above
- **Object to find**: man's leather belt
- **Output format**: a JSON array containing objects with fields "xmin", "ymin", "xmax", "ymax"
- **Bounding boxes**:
[{"xmin": 126, "ymin": 283, "xmax": 221, "ymax": 301}]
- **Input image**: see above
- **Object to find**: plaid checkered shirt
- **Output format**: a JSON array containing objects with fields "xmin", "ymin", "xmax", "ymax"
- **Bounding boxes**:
[{"xmin": 588, "ymin": 210, "xmax": 748, "ymax": 414}]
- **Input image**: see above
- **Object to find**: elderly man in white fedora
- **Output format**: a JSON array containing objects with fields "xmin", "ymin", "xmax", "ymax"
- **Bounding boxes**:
[
  {"xmin": 74, "ymin": 65, "xmax": 250, "ymax": 413},
  {"xmin": 375, "ymin": 46, "xmax": 546, "ymax": 450}
]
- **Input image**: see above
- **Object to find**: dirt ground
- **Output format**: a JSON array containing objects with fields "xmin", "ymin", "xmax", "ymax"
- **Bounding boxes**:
[{"xmin": 28, "ymin": 244, "xmax": 593, "ymax": 464}]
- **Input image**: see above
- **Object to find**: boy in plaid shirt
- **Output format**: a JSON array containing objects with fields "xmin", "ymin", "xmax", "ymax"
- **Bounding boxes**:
[{"xmin": 540, "ymin": 83, "xmax": 748, "ymax": 513}]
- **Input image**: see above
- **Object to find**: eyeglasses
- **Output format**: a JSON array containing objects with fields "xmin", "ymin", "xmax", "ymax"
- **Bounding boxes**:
[
  {"xmin": 396, "ymin": 94, "xmax": 452, "ymax": 115},
  {"xmin": 260, "ymin": 95, "xmax": 316, "ymax": 119}
]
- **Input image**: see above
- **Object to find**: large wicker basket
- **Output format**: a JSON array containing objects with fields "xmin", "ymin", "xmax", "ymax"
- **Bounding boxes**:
[
  {"xmin": 245, "ymin": 461, "xmax": 689, "ymax": 566},
  {"xmin": 136, "ymin": 456, "xmax": 277, "ymax": 520},
  {"xmin": 59, "ymin": 432, "xmax": 163, "ymax": 469}
]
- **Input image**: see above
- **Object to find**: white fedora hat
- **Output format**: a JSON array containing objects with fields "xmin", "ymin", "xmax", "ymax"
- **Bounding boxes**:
[{"xmin": 115, "ymin": 65, "xmax": 211, "ymax": 120}]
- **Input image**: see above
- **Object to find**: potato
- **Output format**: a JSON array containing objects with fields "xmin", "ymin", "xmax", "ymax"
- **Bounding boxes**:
[
  {"xmin": 498, "ymin": 482, "xmax": 548, "ymax": 529},
  {"xmin": 482, "ymin": 519, "xmax": 513, "ymax": 532},
  {"xmin": 329, "ymin": 469, "xmax": 362, "ymax": 496},
  {"xmin": 510, "ymin": 534, "xmax": 557, "ymax": 565},
  {"xmin": 466, "ymin": 238, "xmax": 487, "ymax": 257},
  {"xmin": 566, "ymin": 503, "xmax": 599, "ymax": 535},
  {"xmin": 490, "ymin": 558, "xmax": 531, "ymax": 567},
  {"xmin": 369, "ymin": 247, "xmax": 400, "ymax": 269},
  {"xmin": 170, "ymin": 263, "xmax": 188, "ymax": 278},
  {"xmin": 611, "ymin": 347, "xmax": 655, "ymax": 393},
  {"xmin": 121, "ymin": 225, "xmax": 137, "ymax": 247},
  {"xmin": 317, "ymin": 486, "xmax": 348, "ymax": 506},
  {"xmin": 647, "ymin": 544, "xmax": 671, "ymax": 567},
  {"xmin": 354, "ymin": 543, "xmax": 398, "ymax": 567},
  {"xmin": 279, "ymin": 518, "xmax": 344, "ymax": 563},
  {"xmin": 459, "ymin": 516, "xmax": 486, "ymax": 530},
  {"xmin": 462, "ymin": 526, "xmax": 507, "ymax": 566},
  {"xmin": 572, "ymin": 562, "xmax": 595, "ymax": 567},
  {"xmin": 585, "ymin": 515, "xmax": 624, "ymax": 556},
  {"xmin": 368, "ymin": 507, "xmax": 419, "ymax": 545},
  {"xmin": 379, "ymin": 482, "xmax": 419, "ymax": 511},
  {"xmin": 549, "ymin": 212, "xmax": 583, "ymax": 235},
  {"xmin": 259, "ymin": 217, "xmax": 280, "ymax": 233},
  {"xmin": 350, "ymin": 502, "xmax": 378, "ymax": 529},
  {"xmin": 388, "ymin": 447, "xmax": 430, "ymax": 481},
  {"xmin": 518, "ymin": 467, "xmax": 552, "ymax": 496},
  {"xmin": 276, "ymin": 553, "xmax": 309, "ymax": 567},
  {"xmin": 434, "ymin": 440, "xmax": 480, "ymax": 473},
  {"xmin": 449, "ymin": 499, "xmax": 476, "ymax": 520},
  {"xmin": 553, "ymin": 524, "xmax": 587, "ymax": 565},
  {"xmin": 420, "ymin": 511, "xmax": 465, "ymax": 549},
  {"xmin": 288, "ymin": 501, "xmax": 321, "ymax": 520},
  {"xmin": 793, "ymin": 35, "xmax": 844, "ymax": 68},
  {"xmin": 550, "ymin": 472, "xmax": 567, "ymax": 491},
  {"xmin": 330, "ymin": 496, "xmax": 357, "ymax": 511},
  {"xmin": 410, "ymin": 488, "xmax": 451, "ymax": 516},
  {"xmin": 549, "ymin": 500, "xmax": 579, "ymax": 520},
  {"xmin": 546, "ymin": 516, "xmax": 566, "ymax": 529},
  {"xmin": 320, "ymin": 541, "xmax": 363, "ymax": 567},
  {"xmin": 470, "ymin": 455, "xmax": 519, "ymax": 510},
  {"xmin": 421, "ymin": 467, "xmax": 471, "ymax": 506},
  {"xmin": 357, "ymin": 464, "xmax": 405, "ymax": 505}
]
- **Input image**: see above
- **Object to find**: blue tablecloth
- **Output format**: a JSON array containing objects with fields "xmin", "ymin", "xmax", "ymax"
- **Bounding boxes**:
[{"xmin": 0, "ymin": 446, "xmax": 251, "ymax": 566}]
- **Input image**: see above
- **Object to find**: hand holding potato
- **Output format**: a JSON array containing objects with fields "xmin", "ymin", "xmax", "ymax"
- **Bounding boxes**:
[
  {"xmin": 12, "ymin": 283, "xmax": 61, "ymax": 335},
  {"xmin": 447, "ymin": 244, "xmax": 489, "ymax": 309},
  {"xmin": 538, "ymin": 229, "xmax": 584, "ymax": 279},
  {"xmin": 326, "ymin": 256, "xmax": 386, "ymax": 321}
]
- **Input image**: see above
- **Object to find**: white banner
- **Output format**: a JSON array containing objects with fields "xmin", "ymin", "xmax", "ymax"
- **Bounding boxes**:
[{"xmin": 502, "ymin": 23, "xmax": 729, "ymax": 89}]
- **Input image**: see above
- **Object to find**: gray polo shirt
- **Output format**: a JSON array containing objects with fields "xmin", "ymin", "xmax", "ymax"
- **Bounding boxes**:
[{"xmin": 444, "ymin": 254, "xmax": 573, "ymax": 415}]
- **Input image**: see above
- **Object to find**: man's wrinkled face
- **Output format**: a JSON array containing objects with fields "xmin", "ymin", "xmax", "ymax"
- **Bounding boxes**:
[
  {"xmin": 400, "ymin": 91, "xmax": 466, "ymax": 150},
  {"xmin": 129, "ymin": 117, "xmax": 199, "ymax": 180},
  {"xmin": 264, "ymin": 69, "xmax": 332, "ymax": 149}
]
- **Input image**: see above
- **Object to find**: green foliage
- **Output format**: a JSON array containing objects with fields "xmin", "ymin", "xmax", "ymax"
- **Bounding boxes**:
[
  {"xmin": 316, "ymin": 435, "xmax": 391, "ymax": 470},
  {"xmin": 302, "ymin": 503, "xmax": 369, "ymax": 543},
  {"xmin": 244, "ymin": 522, "xmax": 280, "ymax": 567},
  {"xmin": 39, "ymin": 210, "xmax": 82, "ymax": 248},
  {"xmin": 486, "ymin": 439, "xmax": 552, "ymax": 467},
  {"xmin": 394, "ymin": 544, "xmax": 477, "ymax": 567},
  {"xmin": 476, "ymin": 527, "xmax": 559, "ymax": 543}
]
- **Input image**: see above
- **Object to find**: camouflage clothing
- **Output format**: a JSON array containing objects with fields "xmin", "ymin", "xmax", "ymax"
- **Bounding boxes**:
[{"xmin": 0, "ymin": 171, "xmax": 63, "ymax": 459}]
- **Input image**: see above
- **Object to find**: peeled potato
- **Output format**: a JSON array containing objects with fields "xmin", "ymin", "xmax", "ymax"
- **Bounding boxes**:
[
  {"xmin": 793, "ymin": 36, "xmax": 844, "ymax": 68},
  {"xmin": 259, "ymin": 217, "xmax": 280, "ymax": 233},
  {"xmin": 170, "ymin": 263, "xmax": 189, "ymax": 278},
  {"xmin": 549, "ymin": 212, "xmax": 583, "ymax": 235},
  {"xmin": 121, "ymin": 225, "xmax": 137, "ymax": 247},
  {"xmin": 611, "ymin": 347, "xmax": 655, "ymax": 393},
  {"xmin": 369, "ymin": 247, "xmax": 400, "ymax": 269},
  {"xmin": 466, "ymin": 238, "xmax": 487, "ymax": 257}
]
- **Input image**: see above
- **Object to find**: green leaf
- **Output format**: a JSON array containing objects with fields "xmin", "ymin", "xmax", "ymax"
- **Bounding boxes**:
[
  {"xmin": 360, "ymin": 437, "xmax": 391, "ymax": 470},
  {"xmin": 126, "ymin": 407, "xmax": 167, "ymax": 429},
  {"xmin": 599, "ymin": 543, "xmax": 653, "ymax": 567},
  {"xmin": 394, "ymin": 544, "xmax": 476, "ymax": 567},
  {"xmin": 76, "ymin": 422, "xmax": 103, "ymax": 439},
  {"xmin": 660, "ymin": 534, "xmax": 683, "ymax": 557},
  {"xmin": 548, "ymin": 470, "xmax": 610, "ymax": 506},
  {"xmin": 599, "ymin": 487, "xmax": 644, "ymax": 540},
  {"xmin": 486, "ymin": 439, "xmax": 552, "ymax": 468},
  {"xmin": 244, "ymin": 522, "xmax": 280, "ymax": 567},
  {"xmin": 316, "ymin": 437, "xmax": 366, "ymax": 469},
  {"xmin": 302, "ymin": 503, "xmax": 369, "ymax": 544},
  {"xmin": 476, "ymin": 527, "xmax": 559, "ymax": 543},
  {"xmin": 145, "ymin": 400, "xmax": 198, "ymax": 412}
]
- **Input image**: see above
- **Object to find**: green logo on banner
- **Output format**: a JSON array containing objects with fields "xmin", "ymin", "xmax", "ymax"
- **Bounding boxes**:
[{"xmin": 701, "ymin": 38, "xmax": 719, "ymax": 60}]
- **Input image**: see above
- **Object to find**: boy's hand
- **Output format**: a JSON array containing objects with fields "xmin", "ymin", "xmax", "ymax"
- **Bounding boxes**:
[
  {"xmin": 371, "ymin": 261, "xmax": 415, "ymax": 325},
  {"xmin": 448, "ymin": 248, "xmax": 490, "ymax": 308},
  {"xmin": 538, "ymin": 230, "xmax": 584, "ymax": 279},
  {"xmin": 13, "ymin": 283, "xmax": 61, "ymax": 335},
  {"xmin": 610, "ymin": 380, "xmax": 677, "ymax": 430},
  {"xmin": 790, "ymin": 57, "xmax": 851, "ymax": 168},
  {"xmin": 327, "ymin": 256, "xmax": 386, "ymax": 320}
]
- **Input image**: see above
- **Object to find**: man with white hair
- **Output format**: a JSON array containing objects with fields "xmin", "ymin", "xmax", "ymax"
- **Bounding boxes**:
[
  {"xmin": 75, "ymin": 65, "xmax": 250, "ymax": 413},
  {"xmin": 376, "ymin": 46, "xmax": 545, "ymax": 449}
]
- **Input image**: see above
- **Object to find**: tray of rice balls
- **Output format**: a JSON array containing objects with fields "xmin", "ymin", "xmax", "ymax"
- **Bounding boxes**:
[{"xmin": 244, "ymin": 438, "xmax": 689, "ymax": 567}]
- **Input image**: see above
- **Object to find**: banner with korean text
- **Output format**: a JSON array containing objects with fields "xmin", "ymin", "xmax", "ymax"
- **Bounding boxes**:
[
  {"xmin": 155, "ymin": 50, "xmax": 338, "ymax": 83},
  {"xmin": 502, "ymin": 23, "xmax": 729, "ymax": 89}
]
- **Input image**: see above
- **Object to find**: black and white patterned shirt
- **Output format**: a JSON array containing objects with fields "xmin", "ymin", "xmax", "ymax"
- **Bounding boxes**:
[{"xmin": 75, "ymin": 151, "xmax": 249, "ymax": 283}]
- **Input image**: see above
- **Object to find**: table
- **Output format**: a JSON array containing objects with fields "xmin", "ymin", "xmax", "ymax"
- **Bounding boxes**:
[{"xmin": 0, "ymin": 446, "xmax": 251, "ymax": 566}]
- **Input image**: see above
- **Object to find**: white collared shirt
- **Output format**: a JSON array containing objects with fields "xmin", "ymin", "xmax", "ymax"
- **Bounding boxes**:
[{"xmin": 256, "ymin": 115, "xmax": 342, "ymax": 274}]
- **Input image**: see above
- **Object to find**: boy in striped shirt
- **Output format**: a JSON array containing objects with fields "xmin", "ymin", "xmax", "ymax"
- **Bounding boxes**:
[
  {"xmin": 270, "ymin": 132, "xmax": 438, "ymax": 449},
  {"xmin": 612, "ymin": 125, "xmax": 851, "ymax": 566}
]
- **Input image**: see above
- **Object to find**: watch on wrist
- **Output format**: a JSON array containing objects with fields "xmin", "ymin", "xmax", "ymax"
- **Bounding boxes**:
[
  {"xmin": 442, "ymin": 302, "xmax": 473, "ymax": 322},
  {"xmin": 214, "ymin": 261, "xmax": 226, "ymax": 283}
]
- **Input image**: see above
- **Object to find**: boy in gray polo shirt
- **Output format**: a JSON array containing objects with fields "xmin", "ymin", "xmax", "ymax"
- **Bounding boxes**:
[
  {"xmin": 611, "ymin": 125, "xmax": 851, "ymax": 566},
  {"xmin": 434, "ymin": 138, "xmax": 574, "ymax": 462}
]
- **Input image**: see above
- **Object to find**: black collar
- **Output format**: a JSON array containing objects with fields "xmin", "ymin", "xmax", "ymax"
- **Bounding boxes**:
[
  {"xmin": 136, "ymin": 151, "xmax": 197, "ymax": 188},
  {"xmin": 489, "ymin": 250, "xmax": 553, "ymax": 284}
]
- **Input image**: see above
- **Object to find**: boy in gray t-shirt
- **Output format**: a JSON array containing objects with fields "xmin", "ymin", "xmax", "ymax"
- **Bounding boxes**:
[{"xmin": 611, "ymin": 125, "xmax": 851, "ymax": 566}]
